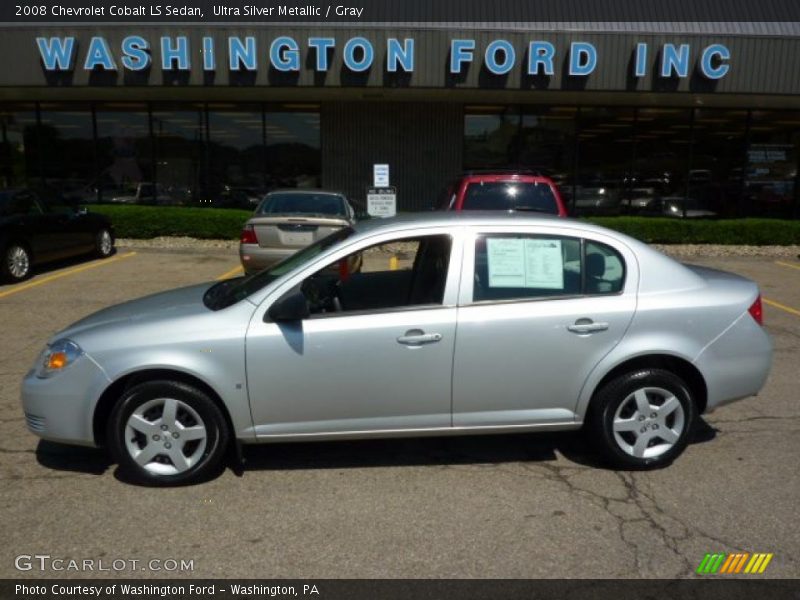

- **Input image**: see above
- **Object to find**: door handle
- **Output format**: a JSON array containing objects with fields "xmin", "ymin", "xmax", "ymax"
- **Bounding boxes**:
[
  {"xmin": 567, "ymin": 319, "xmax": 609, "ymax": 334},
  {"xmin": 397, "ymin": 329, "xmax": 443, "ymax": 346}
]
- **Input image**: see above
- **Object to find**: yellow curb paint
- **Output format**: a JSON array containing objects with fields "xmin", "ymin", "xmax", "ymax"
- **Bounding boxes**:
[
  {"xmin": 216, "ymin": 265, "xmax": 244, "ymax": 280},
  {"xmin": 775, "ymin": 260, "xmax": 800, "ymax": 272},
  {"xmin": 0, "ymin": 252, "xmax": 137, "ymax": 300}
]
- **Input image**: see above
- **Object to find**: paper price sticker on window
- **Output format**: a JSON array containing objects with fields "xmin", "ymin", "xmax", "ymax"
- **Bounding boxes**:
[{"xmin": 487, "ymin": 238, "xmax": 564, "ymax": 289}]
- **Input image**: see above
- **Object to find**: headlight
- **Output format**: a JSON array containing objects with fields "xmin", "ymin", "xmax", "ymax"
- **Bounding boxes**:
[{"xmin": 36, "ymin": 339, "xmax": 83, "ymax": 379}]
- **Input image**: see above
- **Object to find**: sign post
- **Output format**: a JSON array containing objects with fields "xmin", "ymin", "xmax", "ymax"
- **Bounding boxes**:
[{"xmin": 367, "ymin": 187, "xmax": 397, "ymax": 218}]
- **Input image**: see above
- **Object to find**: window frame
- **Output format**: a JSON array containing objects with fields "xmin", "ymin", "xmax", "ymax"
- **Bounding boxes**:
[
  {"xmin": 459, "ymin": 225, "xmax": 633, "ymax": 307},
  {"xmin": 255, "ymin": 226, "xmax": 466, "ymax": 321}
]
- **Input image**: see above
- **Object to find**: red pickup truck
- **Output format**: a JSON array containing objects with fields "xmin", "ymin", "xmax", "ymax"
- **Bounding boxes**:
[{"xmin": 439, "ymin": 170, "xmax": 568, "ymax": 216}]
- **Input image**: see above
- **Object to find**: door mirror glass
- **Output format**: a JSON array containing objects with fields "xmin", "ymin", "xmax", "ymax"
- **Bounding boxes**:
[{"xmin": 266, "ymin": 289, "xmax": 310, "ymax": 323}]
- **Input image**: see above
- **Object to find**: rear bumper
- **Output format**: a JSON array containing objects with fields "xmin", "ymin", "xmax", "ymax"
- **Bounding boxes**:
[
  {"xmin": 239, "ymin": 244, "xmax": 298, "ymax": 274},
  {"xmin": 694, "ymin": 312, "xmax": 773, "ymax": 413}
]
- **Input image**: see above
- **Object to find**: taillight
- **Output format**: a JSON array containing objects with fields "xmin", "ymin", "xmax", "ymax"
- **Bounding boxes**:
[
  {"xmin": 240, "ymin": 224, "xmax": 257, "ymax": 245},
  {"xmin": 748, "ymin": 294, "xmax": 763, "ymax": 326}
]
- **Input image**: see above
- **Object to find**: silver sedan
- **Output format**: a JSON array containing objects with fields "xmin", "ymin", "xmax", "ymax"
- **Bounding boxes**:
[{"xmin": 21, "ymin": 213, "xmax": 772, "ymax": 485}]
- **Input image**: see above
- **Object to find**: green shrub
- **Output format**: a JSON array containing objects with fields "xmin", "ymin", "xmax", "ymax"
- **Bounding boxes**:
[
  {"xmin": 90, "ymin": 205, "xmax": 800, "ymax": 245},
  {"xmin": 92, "ymin": 205, "xmax": 251, "ymax": 239}
]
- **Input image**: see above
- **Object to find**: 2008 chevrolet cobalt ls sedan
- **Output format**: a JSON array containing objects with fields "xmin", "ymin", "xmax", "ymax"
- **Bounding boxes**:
[{"xmin": 22, "ymin": 213, "xmax": 772, "ymax": 485}]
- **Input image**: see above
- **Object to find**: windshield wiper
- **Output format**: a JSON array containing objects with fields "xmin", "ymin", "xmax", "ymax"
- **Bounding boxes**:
[{"xmin": 512, "ymin": 206, "xmax": 555, "ymax": 214}]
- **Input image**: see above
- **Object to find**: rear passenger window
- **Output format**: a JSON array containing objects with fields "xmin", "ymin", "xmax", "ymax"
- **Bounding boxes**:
[{"xmin": 473, "ymin": 235, "xmax": 624, "ymax": 302}]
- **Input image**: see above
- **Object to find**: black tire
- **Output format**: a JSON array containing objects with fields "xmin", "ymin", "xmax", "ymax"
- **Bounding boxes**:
[
  {"xmin": 1, "ymin": 242, "xmax": 32, "ymax": 283},
  {"xmin": 95, "ymin": 228, "xmax": 114, "ymax": 258},
  {"xmin": 107, "ymin": 380, "xmax": 230, "ymax": 486},
  {"xmin": 589, "ymin": 368, "xmax": 696, "ymax": 469}
]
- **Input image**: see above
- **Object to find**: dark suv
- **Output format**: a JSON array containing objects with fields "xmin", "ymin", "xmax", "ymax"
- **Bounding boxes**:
[{"xmin": 438, "ymin": 170, "xmax": 568, "ymax": 216}]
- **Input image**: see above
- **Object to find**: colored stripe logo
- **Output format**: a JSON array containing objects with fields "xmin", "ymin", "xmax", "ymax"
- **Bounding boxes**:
[{"xmin": 697, "ymin": 552, "xmax": 773, "ymax": 574}]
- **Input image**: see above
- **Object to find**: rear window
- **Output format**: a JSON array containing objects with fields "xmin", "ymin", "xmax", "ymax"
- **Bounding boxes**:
[
  {"xmin": 462, "ymin": 181, "xmax": 558, "ymax": 213},
  {"xmin": 259, "ymin": 193, "xmax": 346, "ymax": 217}
]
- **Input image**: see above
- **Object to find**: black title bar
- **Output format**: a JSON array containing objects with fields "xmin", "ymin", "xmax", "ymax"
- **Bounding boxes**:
[{"xmin": 2, "ymin": 0, "xmax": 800, "ymax": 24}]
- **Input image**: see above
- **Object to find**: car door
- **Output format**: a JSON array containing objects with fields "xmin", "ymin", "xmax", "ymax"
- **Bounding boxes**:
[
  {"xmin": 245, "ymin": 228, "xmax": 464, "ymax": 437},
  {"xmin": 41, "ymin": 194, "xmax": 95, "ymax": 254},
  {"xmin": 8, "ymin": 191, "xmax": 60, "ymax": 261},
  {"xmin": 452, "ymin": 226, "xmax": 638, "ymax": 427}
]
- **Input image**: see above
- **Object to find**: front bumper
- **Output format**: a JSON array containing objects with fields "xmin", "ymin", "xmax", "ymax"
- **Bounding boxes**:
[
  {"xmin": 20, "ymin": 355, "xmax": 112, "ymax": 447},
  {"xmin": 239, "ymin": 244, "xmax": 299, "ymax": 274}
]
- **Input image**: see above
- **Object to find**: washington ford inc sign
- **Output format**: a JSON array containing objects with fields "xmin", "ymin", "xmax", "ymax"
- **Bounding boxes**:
[{"xmin": 35, "ymin": 35, "xmax": 733, "ymax": 79}]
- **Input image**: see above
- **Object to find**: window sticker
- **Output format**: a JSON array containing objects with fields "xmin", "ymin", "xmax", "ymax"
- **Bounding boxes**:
[{"xmin": 486, "ymin": 238, "xmax": 564, "ymax": 289}]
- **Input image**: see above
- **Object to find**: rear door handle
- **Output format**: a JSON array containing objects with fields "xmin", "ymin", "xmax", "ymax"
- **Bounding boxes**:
[
  {"xmin": 397, "ymin": 329, "xmax": 443, "ymax": 346},
  {"xmin": 567, "ymin": 319, "xmax": 609, "ymax": 334}
]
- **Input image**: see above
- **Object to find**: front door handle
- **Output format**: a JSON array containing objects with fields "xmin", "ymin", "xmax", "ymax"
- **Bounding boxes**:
[
  {"xmin": 567, "ymin": 319, "xmax": 609, "ymax": 334},
  {"xmin": 397, "ymin": 329, "xmax": 443, "ymax": 346}
]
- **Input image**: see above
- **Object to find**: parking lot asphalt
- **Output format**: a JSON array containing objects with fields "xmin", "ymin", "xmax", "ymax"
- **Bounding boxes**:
[{"xmin": 0, "ymin": 247, "xmax": 798, "ymax": 579}]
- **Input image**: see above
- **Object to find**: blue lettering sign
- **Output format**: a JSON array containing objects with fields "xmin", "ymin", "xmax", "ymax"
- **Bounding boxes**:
[
  {"xmin": 450, "ymin": 39, "xmax": 475, "ymax": 74},
  {"xmin": 270, "ymin": 36, "xmax": 300, "ymax": 71},
  {"xmin": 634, "ymin": 42, "xmax": 647, "ymax": 77},
  {"xmin": 202, "ymin": 37, "xmax": 215, "ymax": 70},
  {"xmin": 160, "ymin": 36, "xmax": 190, "ymax": 70},
  {"xmin": 229, "ymin": 36, "xmax": 257, "ymax": 70},
  {"xmin": 343, "ymin": 37, "xmax": 374, "ymax": 72},
  {"xmin": 387, "ymin": 38, "xmax": 414, "ymax": 72},
  {"xmin": 569, "ymin": 42, "xmax": 597, "ymax": 76},
  {"xmin": 308, "ymin": 37, "xmax": 335, "ymax": 71},
  {"xmin": 84, "ymin": 36, "xmax": 117, "ymax": 70},
  {"xmin": 661, "ymin": 43, "xmax": 690, "ymax": 77},
  {"xmin": 485, "ymin": 40, "xmax": 515, "ymax": 75},
  {"xmin": 700, "ymin": 44, "xmax": 730, "ymax": 79},
  {"xmin": 121, "ymin": 36, "xmax": 150, "ymax": 71},
  {"xmin": 527, "ymin": 41, "xmax": 555, "ymax": 76},
  {"xmin": 36, "ymin": 37, "xmax": 75, "ymax": 71}
]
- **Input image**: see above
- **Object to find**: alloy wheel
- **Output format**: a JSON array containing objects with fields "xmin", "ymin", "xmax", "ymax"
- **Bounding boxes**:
[
  {"xmin": 124, "ymin": 397, "xmax": 208, "ymax": 475},
  {"xmin": 7, "ymin": 245, "xmax": 30, "ymax": 280},
  {"xmin": 611, "ymin": 386, "xmax": 685, "ymax": 459},
  {"xmin": 99, "ymin": 230, "xmax": 113, "ymax": 256}
]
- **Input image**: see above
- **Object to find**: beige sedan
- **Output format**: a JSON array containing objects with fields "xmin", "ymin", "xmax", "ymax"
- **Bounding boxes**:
[{"xmin": 239, "ymin": 190, "xmax": 356, "ymax": 274}]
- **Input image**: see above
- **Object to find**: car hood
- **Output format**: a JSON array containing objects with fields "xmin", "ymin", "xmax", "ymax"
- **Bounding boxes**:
[{"xmin": 55, "ymin": 282, "xmax": 212, "ymax": 341}]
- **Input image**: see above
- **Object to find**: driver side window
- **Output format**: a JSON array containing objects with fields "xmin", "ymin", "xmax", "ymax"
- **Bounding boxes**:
[{"xmin": 301, "ymin": 234, "xmax": 452, "ymax": 316}]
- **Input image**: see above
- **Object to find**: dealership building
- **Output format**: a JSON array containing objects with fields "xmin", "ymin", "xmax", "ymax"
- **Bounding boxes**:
[{"xmin": 1, "ymin": 19, "xmax": 799, "ymax": 217}]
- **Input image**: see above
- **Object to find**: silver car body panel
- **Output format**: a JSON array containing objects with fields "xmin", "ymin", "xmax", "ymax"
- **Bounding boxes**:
[{"xmin": 21, "ymin": 212, "xmax": 772, "ymax": 448}]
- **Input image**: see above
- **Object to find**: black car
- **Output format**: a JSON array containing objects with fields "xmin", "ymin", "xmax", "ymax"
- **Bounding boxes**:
[{"xmin": 0, "ymin": 189, "xmax": 115, "ymax": 283}]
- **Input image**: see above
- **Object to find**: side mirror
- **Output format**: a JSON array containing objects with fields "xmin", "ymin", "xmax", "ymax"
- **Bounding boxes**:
[{"xmin": 266, "ymin": 289, "xmax": 310, "ymax": 323}]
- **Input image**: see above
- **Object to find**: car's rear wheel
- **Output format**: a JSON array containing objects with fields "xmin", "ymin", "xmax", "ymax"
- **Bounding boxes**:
[
  {"xmin": 95, "ymin": 228, "xmax": 114, "ymax": 258},
  {"xmin": 589, "ymin": 369, "xmax": 696, "ymax": 469},
  {"xmin": 108, "ymin": 380, "xmax": 229, "ymax": 486},
  {"xmin": 2, "ymin": 243, "xmax": 31, "ymax": 282}
]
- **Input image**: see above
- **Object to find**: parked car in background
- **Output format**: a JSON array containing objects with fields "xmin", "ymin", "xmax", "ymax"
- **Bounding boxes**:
[
  {"xmin": 641, "ymin": 196, "xmax": 718, "ymax": 219},
  {"xmin": 568, "ymin": 175, "xmax": 622, "ymax": 216},
  {"xmin": 0, "ymin": 189, "xmax": 115, "ymax": 282},
  {"xmin": 110, "ymin": 182, "xmax": 173, "ymax": 205},
  {"xmin": 439, "ymin": 170, "xmax": 568, "ymax": 216},
  {"xmin": 22, "ymin": 212, "xmax": 771, "ymax": 485},
  {"xmin": 239, "ymin": 190, "xmax": 355, "ymax": 274}
]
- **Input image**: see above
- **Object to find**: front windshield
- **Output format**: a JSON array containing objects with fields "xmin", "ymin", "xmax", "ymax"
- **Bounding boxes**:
[{"xmin": 204, "ymin": 227, "xmax": 355, "ymax": 310}]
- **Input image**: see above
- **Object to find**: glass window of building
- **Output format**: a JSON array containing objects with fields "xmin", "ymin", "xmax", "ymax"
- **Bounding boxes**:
[
  {"xmin": 208, "ymin": 104, "xmax": 266, "ymax": 209},
  {"xmin": 264, "ymin": 108, "xmax": 321, "ymax": 191},
  {"xmin": 464, "ymin": 107, "xmax": 521, "ymax": 168},
  {"xmin": 690, "ymin": 109, "xmax": 748, "ymax": 217},
  {"xmin": 37, "ymin": 104, "xmax": 95, "ymax": 201},
  {"xmin": 152, "ymin": 104, "xmax": 206, "ymax": 206},
  {"xmin": 632, "ymin": 108, "xmax": 693, "ymax": 217},
  {"xmin": 574, "ymin": 107, "xmax": 635, "ymax": 216},
  {"xmin": 94, "ymin": 103, "xmax": 153, "ymax": 204},
  {"xmin": 518, "ymin": 107, "xmax": 576, "ymax": 185},
  {"xmin": 0, "ymin": 104, "xmax": 38, "ymax": 188},
  {"xmin": 745, "ymin": 110, "xmax": 800, "ymax": 218}
]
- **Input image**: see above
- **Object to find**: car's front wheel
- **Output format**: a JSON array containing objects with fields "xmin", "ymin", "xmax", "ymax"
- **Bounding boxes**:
[
  {"xmin": 590, "ymin": 368, "xmax": 696, "ymax": 469},
  {"xmin": 108, "ymin": 380, "xmax": 229, "ymax": 485},
  {"xmin": 1, "ymin": 243, "xmax": 32, "ymax": 282},
  {"xmin": 95, "ymin": 228, "xmax": 114, "ymax": 258}
]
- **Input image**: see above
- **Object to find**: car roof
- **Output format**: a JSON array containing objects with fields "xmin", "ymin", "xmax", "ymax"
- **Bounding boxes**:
[{"xmin": 353, "ymin": 211, "xmax": 608, "ymax": 237}]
